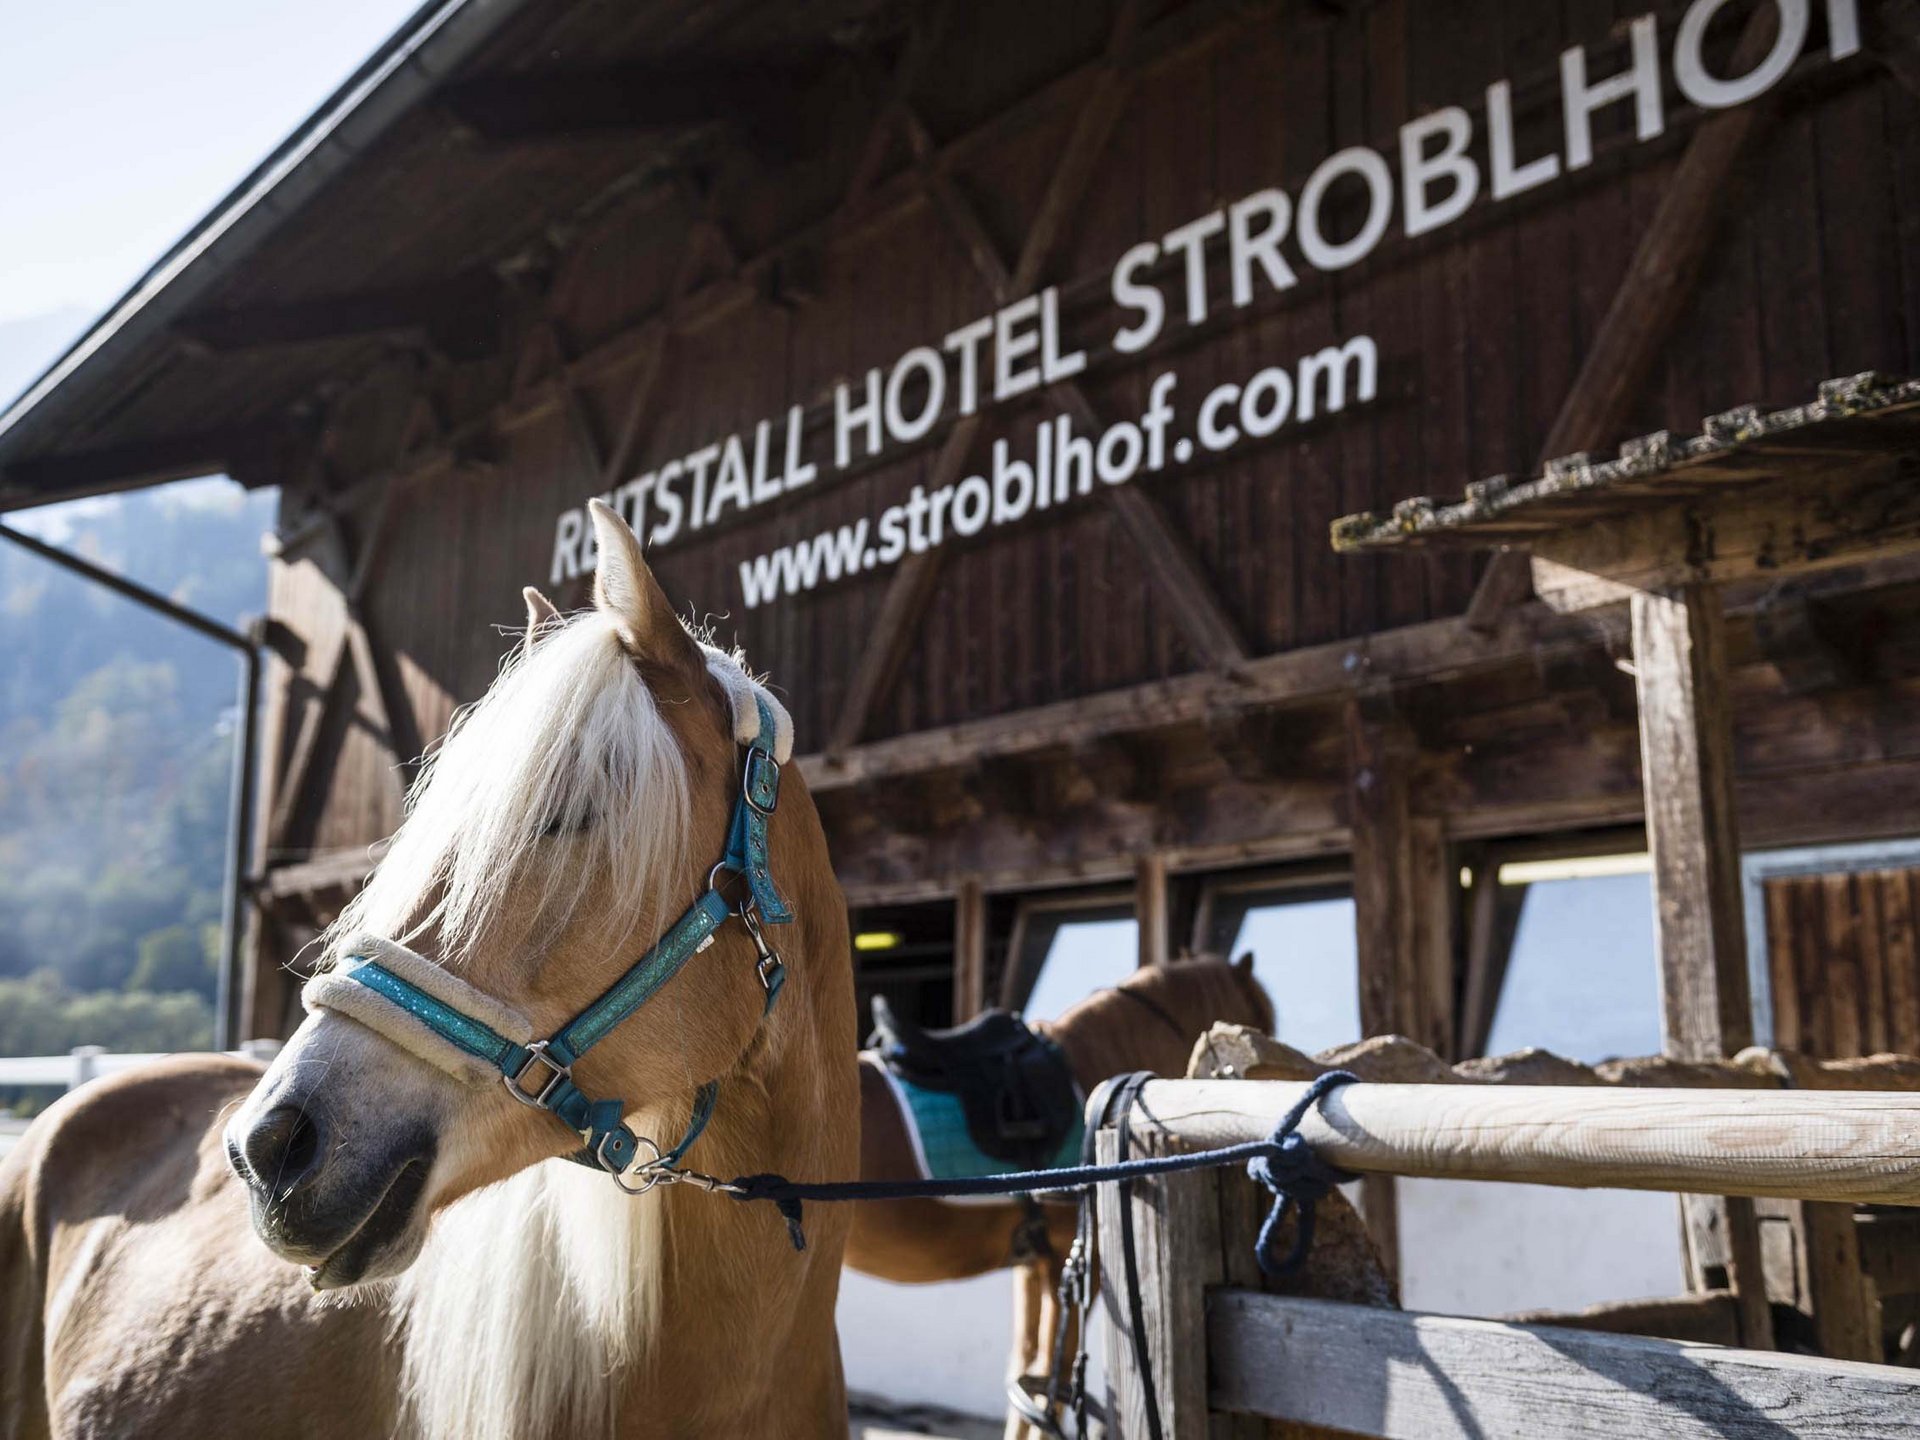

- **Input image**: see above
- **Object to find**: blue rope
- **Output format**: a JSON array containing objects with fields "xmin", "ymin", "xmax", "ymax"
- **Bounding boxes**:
[{"xmin": 728, "ymin": 1070, "xmax": 1359, "ymax": 1271}]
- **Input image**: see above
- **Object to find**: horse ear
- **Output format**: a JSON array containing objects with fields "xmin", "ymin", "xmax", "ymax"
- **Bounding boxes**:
[
  {"xmin": 521, "ymin": 587, "xmax": 559, "ymax": 655},
  {"xmin": 587, "ymin": 498, "xmax": 694, "ymax": 663},
  {"xmin": 1233, "ymin": 951, "xmax": 1255, "ymax": 976}
]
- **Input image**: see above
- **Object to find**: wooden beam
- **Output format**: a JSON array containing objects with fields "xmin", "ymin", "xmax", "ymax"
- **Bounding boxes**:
[
  {"xmin": 952, "ymin": 877, "xmax": 987, "ymax": 1023},
  {"xmin": 809, "ymin": 604, "xmax": 1622, "ymax": 792},
  {"xmin": 1207, "ymin": 1293, "xmax": 1920, "ymax": 1438},
  {"xmin": 260, "ymin": 844, "xmax": 375, "ymax": 899},
  {"xmin": 825, "ymin": 0, "xmax": 1154, "ymax": 753},
  {"xmin": 0, "ymin": 426, "xmax": 291, "ymax": 507},
  {"xmin": 1465, "ymin": 3, "xmax": 1793, "ymax": 631},
  {"xmin": 1632, "ymin": 586, "xmax": 1753, "ymax": 1061},
  {"xmin": 1801, "ymin": 1199, "xmax": 1881, "ymax": 1362},
  {"xmin": 901, "ymin": 102, "xmax": 1249, "ymax": 675},
  {"xmin": 1135, "ymin": 853, "xmax": 1170, "ymax": 968},
  {"xmin": 1346, "ymin": 697, "xmax": 1453, "ymax": 1057},
  {"xmin": 176, "ymin": 273, "xmax": 505, "ymax": 360},
  {"xmin": 1531, "ymin": 459, "xmax": 1920, "ymax": 599},
  {"xmin": 1458, "ymin": 861, "xmax": 1526, "ymax": 1060},
  {"xmin": 439, "ymin": 65, "xmax": 817, "ymax": 144},
  {"xmin": 1630, "ymin": 582, "xmax": 1771, "ymax": 1347},
  {"xmin": 1346, "ymin": 692, "xmax": 1450, "ymax": 1285}
]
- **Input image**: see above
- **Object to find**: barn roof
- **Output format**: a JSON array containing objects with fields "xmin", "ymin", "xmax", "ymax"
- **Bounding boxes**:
[{"xmin": 0, "ymin": 0, "xmax": 900, "ymax": 511}]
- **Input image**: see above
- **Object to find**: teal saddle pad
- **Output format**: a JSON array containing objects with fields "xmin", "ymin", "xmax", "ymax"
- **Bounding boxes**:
[{"xmin": 895, "ymin": 1074, "xmax": 1085, "ymax": 1183}]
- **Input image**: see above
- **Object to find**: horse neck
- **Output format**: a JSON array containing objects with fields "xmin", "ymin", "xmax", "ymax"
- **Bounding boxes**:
[
  {"xmin": 1041, "ymin": 986, "xmax": 1201, "ymax": 1090},
  {"xmin": 1043, "ymin": 968, "xmax": 1263, "ymax": 1089},
  {"xmin": 616, "ymin": 805, "xmax": 856, "ymax": 1430}
]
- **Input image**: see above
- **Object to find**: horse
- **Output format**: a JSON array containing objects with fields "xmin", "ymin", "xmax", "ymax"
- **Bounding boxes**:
[
  {"xmin": 843, "ymin": 955, "xmax": 1273, "ymax": 1438},
  {"xmin": 0, "ymin": 499, "xmax": 858, "ymax": 1440}
]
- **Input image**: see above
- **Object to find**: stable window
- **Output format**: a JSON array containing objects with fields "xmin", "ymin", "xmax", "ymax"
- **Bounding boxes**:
[
  {"xmin": 1002, "ymin": 889, "xmax": 1136, "ymax": 1023},
  {"xmin": 1195, "ymin": 868, "xmax": 1360, "ymax": 1058},
  {"xmin": 1402, "ymin": 838, "xmax": 1682, "ymax": 1320},
  {"xmin": 1482, "ymin": 850, "xmax": 1661, "ymax": 1062}
]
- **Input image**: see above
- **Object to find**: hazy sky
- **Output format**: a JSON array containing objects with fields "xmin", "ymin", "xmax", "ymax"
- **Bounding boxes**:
[{"xmin": 0, "ymin": 0, "xmax": 425, "ymax": 406}]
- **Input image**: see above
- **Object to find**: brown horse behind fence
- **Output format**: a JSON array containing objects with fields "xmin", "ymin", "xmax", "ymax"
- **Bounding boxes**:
[{"xmin": 844, "ymin": 954, "xmax": 1273, "ymax": 1437}]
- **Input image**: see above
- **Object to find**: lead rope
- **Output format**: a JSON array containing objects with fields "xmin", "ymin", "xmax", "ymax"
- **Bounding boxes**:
[{"xmin": 718, "ymin": 1071, "xmax": 1360, "ymax": 1438}]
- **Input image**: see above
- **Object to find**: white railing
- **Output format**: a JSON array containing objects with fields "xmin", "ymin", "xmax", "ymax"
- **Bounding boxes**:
[{"xmin": 0, "ymin": 1040, "xmax": 281, "ymax": 1092}]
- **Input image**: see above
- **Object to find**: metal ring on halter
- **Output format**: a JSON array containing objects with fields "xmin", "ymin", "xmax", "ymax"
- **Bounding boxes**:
[
  {"xmin": 606, "ymin": 1133, "xmax": 669, "ymax": 1195},
  {"xmin": 706, "ymin": 861, "xmax": 756, "ymax": 916}
]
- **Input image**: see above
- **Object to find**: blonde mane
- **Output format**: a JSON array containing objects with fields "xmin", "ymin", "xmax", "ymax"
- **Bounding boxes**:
[
  {"xmin": 395, "ymin": 1126, "xmax": 675, "ymax": 1440},
  {"xmin": 329, "ymin": 611, "xmax": 774, "ymax": 1440}
]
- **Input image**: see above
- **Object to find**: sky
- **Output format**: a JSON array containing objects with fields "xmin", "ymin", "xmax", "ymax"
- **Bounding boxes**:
[{"xmin": 0, "ymin": 0, "xmax": 428, "ymax": 408}]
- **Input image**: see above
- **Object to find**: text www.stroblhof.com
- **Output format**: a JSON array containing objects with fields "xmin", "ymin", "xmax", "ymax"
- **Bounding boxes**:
[{"xmin": 737, "ymin": 335, "xmax": 1377, "ymax": 609}]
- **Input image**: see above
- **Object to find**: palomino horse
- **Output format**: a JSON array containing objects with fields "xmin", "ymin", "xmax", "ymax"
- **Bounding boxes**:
[
  {"xmin": 0, "ymin": 500, "xmax": 857, "ymax": 1439},
  {"xmin": 845, "ymin": 956, "xmax": 1273, "ymax": 1436}
]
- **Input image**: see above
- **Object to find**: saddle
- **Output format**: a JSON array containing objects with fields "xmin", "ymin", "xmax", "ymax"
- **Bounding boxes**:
[{"xmin": 868, "ymin": 997, "xmax": 1082, "ymax": 1170}]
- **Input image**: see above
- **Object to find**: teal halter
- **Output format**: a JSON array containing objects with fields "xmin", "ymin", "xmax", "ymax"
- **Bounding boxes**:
[{"xmin": 335, "ymin": 696, "xmax": 792, "ymax": 1190}]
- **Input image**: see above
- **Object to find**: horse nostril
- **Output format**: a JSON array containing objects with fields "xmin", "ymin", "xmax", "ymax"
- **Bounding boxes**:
[{"xmin": 242, "ymin": 1102, "xmax": 325, "ymax": 1194}]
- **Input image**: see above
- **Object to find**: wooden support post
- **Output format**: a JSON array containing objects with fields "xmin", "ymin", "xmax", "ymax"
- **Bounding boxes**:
[
  {"xmin": 953, "ymin": 878, "xmax": 987, "ymax": 1024},
  {"xmin": 1630, "ymin": 584, "xmax": 1774, "ymax": 1350},
  {"xmin": 1136, "ymin": 853, "xmax": 1170, "ymax": 969},
  {"xmin": 1097, "ymin": 1128, "xmax": 1220, "ymax": 1440},
  {"xmin": 1345, "ymin": 697, "xmax": 1454, "ymax": 1056},
  {"xmin": 1802, "ymin": 1201, "xmax": 1881, "ymax": 1362},
  {"xmin": 1346, "ymin": 694, "xmax": 1455, "ymax": 1282}
]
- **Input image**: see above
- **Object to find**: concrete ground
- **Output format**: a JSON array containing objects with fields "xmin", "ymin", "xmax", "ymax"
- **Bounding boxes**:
[{"xmin": 849, "ymin": 1394, "xmax": 1002, "ymax": 1440}]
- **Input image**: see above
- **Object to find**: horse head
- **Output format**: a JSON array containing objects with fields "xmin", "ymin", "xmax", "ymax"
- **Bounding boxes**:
[{"xmin": 226, "ymin": 500, "xmax": 790, "ymax": 1290}]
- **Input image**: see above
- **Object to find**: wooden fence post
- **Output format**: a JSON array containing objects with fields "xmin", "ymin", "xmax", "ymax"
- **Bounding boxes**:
[{"xmin": 1098, "ymin": 1128, "xmax": 1222, "ymax": 1440}]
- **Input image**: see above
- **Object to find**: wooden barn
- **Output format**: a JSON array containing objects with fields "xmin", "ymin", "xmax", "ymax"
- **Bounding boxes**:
[{"xmin": 4, "ymin": 0, "xmax": 1920, "ymax": 1408}]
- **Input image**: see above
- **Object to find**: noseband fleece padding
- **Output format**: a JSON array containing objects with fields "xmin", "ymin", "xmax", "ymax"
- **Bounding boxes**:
[{"xmin": 303, "ymin": 933, "xmax": 536, "ymax": 1086}]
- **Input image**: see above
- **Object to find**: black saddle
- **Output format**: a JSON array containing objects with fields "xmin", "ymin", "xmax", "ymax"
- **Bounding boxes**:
[{"xmin": 869, "ymin": 997, "xmax": 1081, "ymax": 1169}]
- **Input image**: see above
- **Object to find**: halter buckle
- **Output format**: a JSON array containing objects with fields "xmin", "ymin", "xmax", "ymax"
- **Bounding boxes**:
[
  {"xmin": 741, "ymin": 747, "xmax": 780, "ymax": 815},
  {"xmin": 504, "ymin": 1041, "xmax": 571, "ymax": 1109}
]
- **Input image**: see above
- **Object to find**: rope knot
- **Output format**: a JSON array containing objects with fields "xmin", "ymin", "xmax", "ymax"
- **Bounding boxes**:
[{"xmin": 1247, "ymin": 1070, "xmax": 1358, "ymax": 1276}]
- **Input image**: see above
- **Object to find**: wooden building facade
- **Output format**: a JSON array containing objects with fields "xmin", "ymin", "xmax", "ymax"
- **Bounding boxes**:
[{"xmin": 2, "ymin": 0, "xmax": 1919, "ymax": 1330}]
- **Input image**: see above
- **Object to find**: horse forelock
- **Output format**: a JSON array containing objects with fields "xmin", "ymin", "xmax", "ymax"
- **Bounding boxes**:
[{"xmin": 325, "ymin": 609, "xmax": 694, "ymax": 971}]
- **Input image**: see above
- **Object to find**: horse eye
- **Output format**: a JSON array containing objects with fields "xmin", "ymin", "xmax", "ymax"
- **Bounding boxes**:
[{"xmin": 541, "ymin": 806, "xmax": 595, "ymax": 838}]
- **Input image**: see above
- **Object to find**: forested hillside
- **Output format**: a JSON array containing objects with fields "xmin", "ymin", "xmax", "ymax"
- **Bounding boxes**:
[{"xmin": 0, "ymin": 479, "xmax": 274, "ymax": 1058}]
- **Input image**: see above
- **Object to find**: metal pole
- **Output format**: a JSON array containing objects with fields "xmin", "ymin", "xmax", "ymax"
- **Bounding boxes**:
[
  {"xmin": 0, "ymin": 521, "xmax": 251, "ymax": 654},
  {"xmin": 0, "ymin": 520, "xmax": 261, "ymax": 1047},
  {"xmin": 215, "ymin": 635, "xmax": 262, "ymax": 1049}
]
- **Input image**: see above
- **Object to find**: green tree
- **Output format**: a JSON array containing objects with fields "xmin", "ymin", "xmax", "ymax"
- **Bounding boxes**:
[{"xmin": 128, "ymin": 924, "xmax": 216, "ymax": 997}]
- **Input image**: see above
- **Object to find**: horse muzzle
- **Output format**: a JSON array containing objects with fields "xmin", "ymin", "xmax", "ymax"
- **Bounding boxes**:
[{"xmin": 226, "ymin": 1079, "xmax": 438, "ymax": 1290}]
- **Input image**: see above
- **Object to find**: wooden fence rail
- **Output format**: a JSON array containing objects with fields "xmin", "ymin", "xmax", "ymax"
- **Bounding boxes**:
[
  {"xmin": 1128, "ymin": 1077, "xmax": 1920, "ymax": 1206},
  {"xmin": 1094, "ymin": 1077, "xmax": 1920, "ymax": 1440}
]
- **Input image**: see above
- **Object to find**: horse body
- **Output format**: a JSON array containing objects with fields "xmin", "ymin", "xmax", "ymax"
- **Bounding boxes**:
[
  {"xmin": 1, "ymin": 501, "xmax": 857, "ymax": 1440},
  {"xmin": 1, "ymin": 1056, "xmax": 396, "ymax": 1440},
  {"xmin": 843, "ymin": 957, "xmax": 1273, "ymax": 1434}
]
